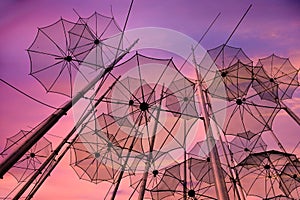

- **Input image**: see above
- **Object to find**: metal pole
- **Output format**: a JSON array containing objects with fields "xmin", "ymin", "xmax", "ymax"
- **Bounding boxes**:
[
  {"xmin": 195, "ymin": 70, "xmax": 230, "ymax": 200},
  {"xmin": 0, "ymin": 40, "xmax": 138, "ymax": 179}
]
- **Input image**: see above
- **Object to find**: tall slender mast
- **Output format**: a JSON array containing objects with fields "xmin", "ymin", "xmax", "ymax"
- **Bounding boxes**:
[{"xmin": 196, "ymin": 70, "xmax": 230, "ymax": 200}]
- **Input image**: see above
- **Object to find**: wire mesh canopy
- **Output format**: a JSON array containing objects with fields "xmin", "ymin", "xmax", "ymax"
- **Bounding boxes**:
[
  {"xmin": 236, "ymin": 150, "xmax": 297, "ymax": 198},
  {"xmin": 70, "ymin": 121, "xmax": 128, "ymax": 184},
  {"xmin": 0, "ymin": 130, "xmax": 52, "ymax": 182},
  {"xmin": 279, "ymin": 159, "xmax": 300, "ymax": 198},
  {"xmin": 188, "ymin": 140, "xmax": 229, "ymax": 165},
  {"xmin": 129, "ymin": 151, "xmax": 177, "ymax": 199},
  {"xmin": 151, "ymin": 157, "xmax": 231, "ymax": 200},
  {"xmin": 69, "ymin": 12, "xmax": 123, "ymax": 68},
  {"xmin": 28, "ymin": 18, "xmax": 87, "ymax": 97},
  {"xmin": 165, "ymin": 77, "xmax": 198, "ymax": 120},
  {"xmin": 229, "ymin": 131, "xmax": 267, "ymax": 164},
  {"xmin": 252, "ymin": 54, "xmax": 299, "ymax": 102},
  {"xmin": 204, "ymin": 44, "xmax": 252, "ymax": 70},
  {"xmin": 107, "ymin": 76, "xmax": 155, "ymax": 126},
  {"xmin": 208, "ymin": 60, "xmax": 253, "ymax": 101},
  {"xmin": 213, "ymin": 95, "xmax": 280, "ymax": 136},
  {"xmin": 97, "ymin": 53, "xmax": 200, "ymax": 154}
]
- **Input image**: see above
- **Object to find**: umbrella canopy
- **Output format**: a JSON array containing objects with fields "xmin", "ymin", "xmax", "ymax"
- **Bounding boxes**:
[
  {"xmin": 208, "ymin": 60, "xmax": 253, "ymax": 101},
  {"xmin": 1, "ymin": 130, "xmax": 52, "ymax": 182},
  {"xmin": 229, "ymin": 131, "xmax": 267, "ymax": 164},
  {"xmin": 236, "ymin": 150, "xmax": 297, "ymax": 199},
  {"xmin": 96, "ymin": 53, "xmax": 201, "ymax": 155},
  {"xmin": 28, "ymin": 18, "xmax": 88, "ymax": 97},
  {"xmin": 151, "ymin": 157, "xmax": 233, "ymax": 200},
  {"xmin": 213, "ymin": 95, "xmax": 280, "ymax": 136},
  {"xmin": 252, "ymin": 54, "xmax": 299, "ymax": 102},
  {"xmin": 69, "ymin": 12, "xmax": 123, "ymax": 68},
  {"xmin": 165, "ymin": 77, "xmax": 198, "ymax": 120},
  {"xmin": 279, "ymin": 159, "xmax": 300, "ymax": 199},
  {"xmin": 129, "ymin": 151, "xmax": 177, "ymax": 199},
  {"xmin": 70, "ymin": 124, "xmax": 128, "ymax": 184}
]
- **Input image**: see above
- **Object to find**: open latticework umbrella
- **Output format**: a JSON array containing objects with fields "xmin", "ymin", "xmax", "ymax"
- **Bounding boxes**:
[
  {"xmin": 213, "ymin": 95, "xmax": 280, "ymax": 136},
  {"xmin": 279, "ymin": 159, "xmax": 300, "ymax": 199},
  {"xmin": 151, "ymin": 157, "xmax": 234, "ymax": 200},
  {"xmin": 236, "ymin": 150, "xmax": 297, "ymax": 199},
  {"xmin": 69, "ymin": 12, "xmax": 123, "ymax": 68},
  {"xmin": 188, "ymin": 140, "xmax": 229, "ymax": 165},
  {"xmin": 252, "ymin": 54, "xmax": 299, "ymax": 102},
  {"xmin": 129, "ymin": 151, "xmax": 177, "ymax": 199},
  {"xmin": 229, "ymin": 131, "xmax": 267, "ymax": 164},
  {"xmin": 28, "ymin": 18, "xmax": 87, "ymax": 97},
  {"xmin": 1, "ymin": 130, "xmax": 52, "ymax": 182},
  {"xmin": 70, "ymin": 122, "xmax": 128, "ymax": 184},
  {"xmin": 208, "ymin": 60, "xmax": 253, "ymax": 101},
  {"xmin": 97, "ymin": 53, "xmax": 200, "ymax": 155},
  {"xmin": 165, "ymin": 77, "xmax": 198, "ymax": 120}
]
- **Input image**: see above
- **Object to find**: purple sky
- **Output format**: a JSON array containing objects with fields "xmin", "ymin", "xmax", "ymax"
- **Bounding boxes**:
[{"xmin": 0, "ymin": 0, "xmax": 299, "ymax": 199}]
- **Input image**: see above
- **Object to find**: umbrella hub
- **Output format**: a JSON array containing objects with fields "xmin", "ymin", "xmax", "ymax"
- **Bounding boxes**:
[
  {"xmin": 292, "ymin": 174, "xmax": 297, "ymax": 179},
  {"xmin": 188, "ymin": 189, "xmax": 195, "ymax": 197},
  {"xmin": 264, "ymin": 164, "xmax": 271, "ymax": 170},
  {"xmin": 269, "ymin": 77, "xmax": 275, "ymax": 83},
  {"xmin": 64, "ymin": 56, "xmax": 72, "ymax": 62},
  {"xmin": 94, "ymin": 152, "xmax": 100, "ymax": 158},
  {"xmin": 139, "ymin": 102, "xmax": 149, "ymax": 111},
  {"xmin": 29, "ymin": 153, "xmax": 35, "ymax": 158},
  {"xmin": 236, "ymin": 98, "xmax": 245, "ymax": 105},
  {"xmin": 128, "ymin": 99, "xmax": 134, "ymax": 106},
  {"xmin": 183, "ymin": 97, "xmax": 189, "ymax": 102},
  {"xmin": 94, "ymin": 39, "xmax": 100, "ymax": 45},
  {"xmin": 221, "ymin": 71, "xmax": 228, "ymax": 77},
  {"xmin": 244, "ymin": 147, "xmax": 250, "ymax": 152},
  {"xmin": 152, "ymin": 169, "xmax": 158, "ymax": 177},
  {"xmin": 206, "ymin": 157, "xmax": 211, "ymax": 162}
]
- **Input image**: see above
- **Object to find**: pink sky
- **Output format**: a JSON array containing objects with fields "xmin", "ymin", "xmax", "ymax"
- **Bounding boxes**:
[{"xmin": 0, "ymin": 0, "xmax": 299, "ymax": 199}]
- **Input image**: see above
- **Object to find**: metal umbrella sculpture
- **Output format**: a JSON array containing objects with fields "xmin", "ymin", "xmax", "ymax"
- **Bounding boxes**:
[
  {"xmin": 252, "ymin": 54, "xmax": 300, "ymax": 125},
  {"xmin": 1, "ymin": 4, "xmax": 300, "ymax": 200},
  {"xmin": 69, "ymin": 12, "xmax": 124, "ymax": 68},
  {"xmin": 0, "ymin": 130, "xmax": 52, "ymax": 182},
  {"xmin": 128, "ymin": 151, "xmax": 177, "ymax": 199},
  {"xmin": 150, "ymin": 157, "xmax": 236, "ymax": 200},
  {"xmin": 70, "ymin": 121, "xmax": 126, "ymax": 184},
  {"xmin": 89, "ymin": 52, "xmax": 201, "ymax": 199},
  {"xmin": 28, "ymin": 18, "xmax": 87, "ymax": 97},
  {"xmin": 204, "ymin": 45, "xmax": 253, "ymax": 101},
  {"xmin": 280, "ymin": 159, "xmax": 300, "ymax": 198},
  {"xmin": 236, "ymin": 150, "xmax": 297, "ymax": 199},
  {"xmin": 229, "ymin": 131, "xmax": 267, "ymax": 164}
]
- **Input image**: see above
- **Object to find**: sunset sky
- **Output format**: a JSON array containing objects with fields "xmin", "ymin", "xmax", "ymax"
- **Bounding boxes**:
[{"xmin": 0, "ymin": 0, "xmax": 299, "ymax": 199}]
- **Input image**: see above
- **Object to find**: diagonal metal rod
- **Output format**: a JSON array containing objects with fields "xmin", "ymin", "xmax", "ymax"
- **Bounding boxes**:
[
  {"xmin": 0, "ymin": 40, "xmax": 138, "ymax": 179},
  {"xmin": 12, "ymin": 76, "xmax": 120, "ymax": 200}
]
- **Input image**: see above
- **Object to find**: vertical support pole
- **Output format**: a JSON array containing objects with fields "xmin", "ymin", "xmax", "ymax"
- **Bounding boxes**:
[{"xmin": 195, "ymin": 70, "xmax": 230, "ymax": 200}]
